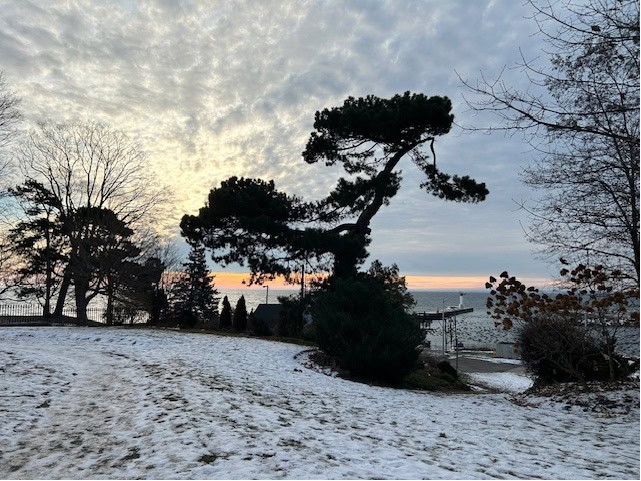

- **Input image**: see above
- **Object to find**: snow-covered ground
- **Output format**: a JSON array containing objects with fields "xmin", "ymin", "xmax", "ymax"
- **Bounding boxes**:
[
  {"xmin": 458, "ymin": 355, "xmax": 524, "ymax": 366},
  {"xmin": 466, "ymin": 372, "xmax": 534, "ymax": 393},
  {"xmin": 0, "ymin": 327, "xmax": 638, "ymax": 479}
]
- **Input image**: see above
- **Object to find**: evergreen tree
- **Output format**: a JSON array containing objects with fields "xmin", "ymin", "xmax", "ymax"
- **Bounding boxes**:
[
  {"xmin": 312, "ymin": 262, "xmax": 421, "ymax": 384},
  {"xmin": 8, "ymin": 181, "xmax": 67, "ymax": 316},
  {"xmin": 12, "ymin": 122, "xmax": 167, "ymax": 323},
  {"xmin": 219, "ymin": 295, "xmax": 232, "ymax": 329},
  {"xmin": 170, "ymin": 242, "xmax": 219, "ymax": 329},
  {"xmin": 181, "ymin": 92, "xmax": 487, "ymax": 282},
  {"xmin": 232, "ymin": 295, "xmax": 248, "ymax": 332},
  {"xmin": 115, "ymin": 256, "xmax": 167, "ymax": 325}
]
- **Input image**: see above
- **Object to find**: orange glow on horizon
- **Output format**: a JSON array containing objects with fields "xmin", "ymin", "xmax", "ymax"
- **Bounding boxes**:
[
  {"xmin": 210, "ymin": 271, "xmax": 294, "ymax": 289},
  {"xmin": 403, "ymin": 275, "xmax": 550, "ymax": 290},
  {"xmin": 207, "ymin": 271, "xmax": 551, "ymax": 290}
]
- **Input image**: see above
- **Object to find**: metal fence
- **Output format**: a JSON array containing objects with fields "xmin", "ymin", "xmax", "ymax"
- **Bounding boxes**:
[{"xmin": 0, "ymin": 304, "xmax": 150, "ymax": 326}]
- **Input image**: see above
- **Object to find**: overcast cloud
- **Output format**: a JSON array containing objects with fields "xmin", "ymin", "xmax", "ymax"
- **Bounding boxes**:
[{"xmin": 0, "ymin": 0, "xmax": 556, "ymax": 281}]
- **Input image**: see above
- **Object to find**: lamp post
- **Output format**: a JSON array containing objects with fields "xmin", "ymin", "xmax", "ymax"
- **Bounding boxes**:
[
  {"xmin": 262, "ymin": 285, "xmax": 269, "ymax": 304},
  {"xmin": 441, "ymin": 299, "xmax": 446, "ymax": 354}
]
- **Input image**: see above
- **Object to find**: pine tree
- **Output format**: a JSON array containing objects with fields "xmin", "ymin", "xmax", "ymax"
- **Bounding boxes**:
[
  {"xmin": 181, "ymin": 93, "xmax": 487, "ymax": 283},
  {"xmin": 170, "ymin": 242, "xmax": 219, "ymax": 329},
  {"xmin": 232, "ymin": 295, "xmax": 248, "ymax": 332},
  {"xmin": 219, "ymin": 295, "xmax": 232, "ymax": 329}
]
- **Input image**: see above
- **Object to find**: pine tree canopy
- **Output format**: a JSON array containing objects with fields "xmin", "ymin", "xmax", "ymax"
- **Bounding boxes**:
[{"xmin": 182, "ymin": 92, "xmax": 488, "ymax": 282}]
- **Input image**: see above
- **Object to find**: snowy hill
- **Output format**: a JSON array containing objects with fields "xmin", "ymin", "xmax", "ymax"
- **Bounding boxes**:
[{"xmin": 0, "ymin": 327, "xmax": 638, "ymax": 479}]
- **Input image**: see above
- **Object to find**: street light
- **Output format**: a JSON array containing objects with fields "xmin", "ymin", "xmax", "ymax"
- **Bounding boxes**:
[{"xmin": 262, "ymin": 285, "xmax": 269, "ymax": 304}]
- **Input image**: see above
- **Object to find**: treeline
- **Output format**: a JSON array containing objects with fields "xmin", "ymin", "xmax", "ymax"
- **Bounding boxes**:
[
  {"xmin": 0, "ymin": 114, "xmax": 229, "ymax": 328},
  {"xmin": 161, "ymin": 240, "xmax": 249, "ymax": 332},
  {"xmin": 0, "ymin": 119, "xmax": 177, "ymax": 325}
]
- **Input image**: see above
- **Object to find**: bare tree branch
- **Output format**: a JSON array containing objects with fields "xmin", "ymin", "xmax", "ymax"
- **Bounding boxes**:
[{"xmin": 462, "ymin": 0, "xmax": 639, "ymax": 286}]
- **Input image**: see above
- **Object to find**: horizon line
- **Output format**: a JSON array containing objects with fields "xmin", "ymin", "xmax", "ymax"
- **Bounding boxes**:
[{"xmin": 205, "ymin": 271, "xmax": 551, "ymax": 290}]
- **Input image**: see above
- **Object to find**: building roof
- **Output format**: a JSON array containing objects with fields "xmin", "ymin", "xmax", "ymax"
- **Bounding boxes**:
[{"xmin": 253, "ymin": 304, "xmax": 283, "ymax": 331}]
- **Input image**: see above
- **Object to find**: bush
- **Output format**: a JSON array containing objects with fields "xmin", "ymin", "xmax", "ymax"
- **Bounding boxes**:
[
  {"xmin": 275, "ymin": 295, "xmax": 306, "ymax": 338},
  {"xmin": 219, "ymin": 296, "xmax": 232, "ymax": 329},
  {"xmin": 232, "ymin": 296, "xmax": 248, "ymax": 332},
  {"xmin": 519, "ymin": 316, "xmax": 635, "ymax": 384},
  {"xmin": 247, "ymin": 311, "xmax": 271, "ymax": 336},
  {"xmin": 312, "ymin": 267, "xmax": 422, "ymax": 385},
  {"xmin": 178, "ymin": 309, "xmax": 198, "ymax": 330},
  {"xmin": 487, "ymin": 266, "xmax": 639, "ymax": 383}
]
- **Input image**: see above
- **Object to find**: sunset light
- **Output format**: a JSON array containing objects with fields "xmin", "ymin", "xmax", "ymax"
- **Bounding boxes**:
[
  {"xmin": 0, "ymin": 1, "xmax": 637, "ymax": 478},
  {"xmin": 210, "ymin": 271, "xmax": 551, "ymax": 291}
]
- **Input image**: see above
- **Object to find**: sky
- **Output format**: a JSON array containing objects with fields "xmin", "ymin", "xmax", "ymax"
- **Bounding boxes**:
[{"xmin": 0, "ymin": 0, "xmax": 559, "ymax": 289}]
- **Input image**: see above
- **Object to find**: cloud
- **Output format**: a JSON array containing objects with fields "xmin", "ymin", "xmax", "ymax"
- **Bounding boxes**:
[{"xmin": 0, "ymin": 0, "xmax": 551, "ymax": 279}]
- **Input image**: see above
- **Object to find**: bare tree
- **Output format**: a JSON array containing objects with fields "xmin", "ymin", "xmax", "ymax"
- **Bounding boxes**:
[
  {"xmin": 0, "ymin": 71, "xmax": 22, "ymax": 297},
  {"xmin": 0, "ymin": 239, "xmax": 21, "ymax": 298},
  {"xmin": 108, "ymin": 230, "xmax": 179, "ymax": 325},
  {"xmin": 461, "ymin": 0, "xmax": 640, "ymax": 287},
  {"xmin": 134, "ymin": 228, "xmax": 181, "ymax": 273},
  {"xmin": 14, "ymin": 121, "xmax": 169, "ymax": 322},
  {"xmin": 0, "ymin": 71, "xmax": 21, "ymax": 177}
]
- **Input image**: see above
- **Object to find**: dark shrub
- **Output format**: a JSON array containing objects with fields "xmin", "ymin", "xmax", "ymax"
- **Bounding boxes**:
[
  {"xmin": 232, "ymin": 296, "xmax": 248, "ymax": 332},
  {"xmin": 178, "ymin": 309, "xmax": 198, "ymax": 330},
  {"xmin": 312, "ymin": 269, "xmax": 422, "ymax": 385},
  {"xmin": 247, "ymin": 311, "xmax": 271, "ymax": 336},
  {"xmin": 488, "ymin": 266, "xmax": 639, "ymax": 383},
  {"xmin": 519, "ymin": 316, "xmax": 635, "ymax": 384},
  {"xmin": 219, "ymin": 296, "xmax": 232, "ymax": 329},
  {"xmin": 275, "ymin": 295, "xmax": 306, "ymax": 338}
]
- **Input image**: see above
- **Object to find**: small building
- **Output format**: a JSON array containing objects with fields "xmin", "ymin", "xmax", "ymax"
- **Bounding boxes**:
[{"xmin": 252, "ymin": 304, "xmax": 283, "ymax": 334}]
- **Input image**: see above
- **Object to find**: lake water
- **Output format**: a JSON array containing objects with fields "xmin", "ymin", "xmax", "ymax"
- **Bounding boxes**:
[
  {"xmin": 219, "ymin": 288, "xmax": 640, "ymax": 356},
  {"xmin": 4, "ymin": 286, "xmax": 637, "ymax": 356},
  {"xmin": 220, "ymin": 289, "xmax": 515, "ymax": 351},
  {"xmin": 219, "ymin": 288, "xmax": 487, "ymax": 313}
]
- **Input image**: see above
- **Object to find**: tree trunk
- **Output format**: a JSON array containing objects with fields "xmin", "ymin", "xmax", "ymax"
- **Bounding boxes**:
[
  {"xmin": 105, "ymin": 279, "xmax": 114, "ymax": 326},
  {"xmin": 43, "ymin": 227, "xmax": 52, "ymax": 318},
  {"xmin": 53, "ymin": 265, "xmax": 72, "ymax": 317},
  {"xmin": 625, "ymin": 154, "xmax": 640, "ymax": 287},
  {"xmin": 74, "ymin": 278, "xmax": 89, "ymax": 326},
  {"xmin": 606, "ymin": 335, "xmax": 616, "ymax": 382},
  {"xmin": 43, "ymin": 270, "xmax": 51, "ymax": 318},
  {"xmin": 72, "ymin": 247, "xmax": 90, "ymax": 326},
  {"xmin": 330, "ymin": 150, "xmax": 409, "ymax": 279},
  {"xmin": 332, "ymin": 234, "xmax": 365, "ymax": 279}
]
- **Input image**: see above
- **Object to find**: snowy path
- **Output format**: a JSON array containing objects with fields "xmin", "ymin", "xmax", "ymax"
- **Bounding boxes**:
[{"xmin": 0, "ymin": 327, "xmax": 638, "ymax": 479}]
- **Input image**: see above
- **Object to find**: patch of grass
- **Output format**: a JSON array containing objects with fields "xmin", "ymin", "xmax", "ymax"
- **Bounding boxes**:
[
  {"xmin": 278, "ymin": 438, "xmax": 304, "ymax": 448},
  {"xmin": 198, "ymin": 453, "xmax": 218, "ymax": 464},
  {"xmin": 198, "ymin": 452, "xmax": 231, "ymax": 464},
  {"xmin": 269, "ymin": 335, "xmax": 317, "ymax": 347},
  {"xmin": 121, "ymin": 447, "xmax": 140, "ymax": 461},
  {"xmin": 402, "ymin": 367, "xmax": 471, "ymax": 392}
]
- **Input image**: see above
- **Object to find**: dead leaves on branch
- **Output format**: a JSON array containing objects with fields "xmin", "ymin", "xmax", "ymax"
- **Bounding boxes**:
[{"xmin": 486, "ymin": 263, "xmax": 639, "ymax": 331}]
